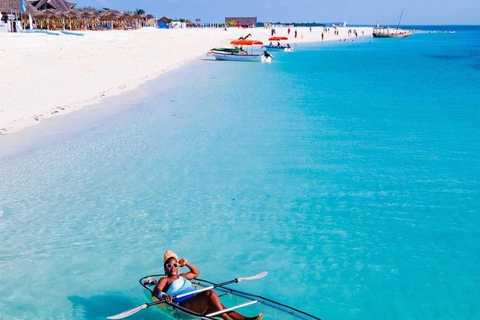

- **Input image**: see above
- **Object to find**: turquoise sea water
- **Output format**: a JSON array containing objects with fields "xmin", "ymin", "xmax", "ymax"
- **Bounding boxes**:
[{"xmin": 1, "ymin": 26, "xmax": 479, "ymax": 320}]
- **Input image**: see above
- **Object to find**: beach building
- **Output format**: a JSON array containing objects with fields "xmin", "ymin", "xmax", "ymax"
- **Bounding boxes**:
[
  {"xmin": 0, "ymin": 0, "xmax": 39, "ymax": 32},
  {"xmin": 0, "ymin": 0, "xmax": 39, "ymax": 15},
  {"xmin": 225, "ymin": 16, "xmax": 257, "ymax": 28},
  {"xmin": 0, "ymin": 0, "xmax": 77, "ymax": 32},
  {"xmin": 157, "ymin": 16, "xmax": 170, "ymax": 28}
]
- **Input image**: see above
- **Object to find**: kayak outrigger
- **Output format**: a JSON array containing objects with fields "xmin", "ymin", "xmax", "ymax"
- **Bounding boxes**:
[{"xmin": 107, "ymin": 272, "xmax": 322, "ymax": 320}]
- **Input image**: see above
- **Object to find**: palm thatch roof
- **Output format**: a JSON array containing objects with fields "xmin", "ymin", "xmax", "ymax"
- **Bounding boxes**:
[
  {"xmin": 30, "ymin": 0, "xmax": 76, "ymax": 11},
  {"xmin": 99, "ymin": 9, "xmax": 121, "ymax": 19},
  {"xmin": 0, "ymin": 0, "xmax": 40, "ymax": 14}
]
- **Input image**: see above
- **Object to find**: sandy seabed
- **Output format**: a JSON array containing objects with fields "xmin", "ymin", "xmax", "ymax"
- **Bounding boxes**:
[{"xmin": 0, "ymin": 26, "xmax": 373, "ymax": 135}]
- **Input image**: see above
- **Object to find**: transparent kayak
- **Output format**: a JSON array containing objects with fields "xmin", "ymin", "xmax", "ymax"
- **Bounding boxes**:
[{"xmin": 139, "ymin": 274, "xmax": 322, "ymax": 320}]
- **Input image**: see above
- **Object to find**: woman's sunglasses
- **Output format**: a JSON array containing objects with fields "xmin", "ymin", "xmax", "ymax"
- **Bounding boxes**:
[{"xmin": 165, "ymin": 263, "xmax": 179, "ymax": 269}]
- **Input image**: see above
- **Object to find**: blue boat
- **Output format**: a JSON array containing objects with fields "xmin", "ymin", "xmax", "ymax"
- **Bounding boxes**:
[{"xmin": 264, "ymin": 37, "xmax": 294, "ymax": 52}]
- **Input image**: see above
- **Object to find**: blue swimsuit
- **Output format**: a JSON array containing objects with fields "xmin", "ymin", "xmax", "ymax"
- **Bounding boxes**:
[{"xmin": 165, "ymin": 276, "xmax": 196, "ymax": 303}]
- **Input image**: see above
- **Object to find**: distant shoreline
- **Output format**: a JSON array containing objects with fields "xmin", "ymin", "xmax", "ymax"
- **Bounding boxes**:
[{"xmin": 0, "ymin": 26, "xmax": 373, "ymax": 135}]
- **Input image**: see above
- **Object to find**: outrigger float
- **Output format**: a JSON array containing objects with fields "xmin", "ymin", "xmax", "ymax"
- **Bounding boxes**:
[{"xmin": 107, "ymin": 272, "xmax": 322, "ymax": 320}]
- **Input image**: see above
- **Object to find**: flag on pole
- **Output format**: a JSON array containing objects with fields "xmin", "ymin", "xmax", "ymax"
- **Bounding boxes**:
[{"xmin": 21, "ymin": 0, "xmax": 27, "ymax": 12}]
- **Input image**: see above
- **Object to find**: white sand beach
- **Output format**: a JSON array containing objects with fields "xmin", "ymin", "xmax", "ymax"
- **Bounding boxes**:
[{"xmin": 0, "ymin": 26, "xmax": 372, "ymax": 135}]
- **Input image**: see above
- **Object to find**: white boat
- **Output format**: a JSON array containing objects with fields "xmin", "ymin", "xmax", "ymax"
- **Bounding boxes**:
[
  {"xmin": 372, "ymin": 27, "xmax": 412, "ymax": 38},
  {"xmin": 209, "ymin": 40, "xmax": 272, "ymax": 62},
  {"xmin": 373, "ymin": 10, "xmax": 413, "ymax": 38}
]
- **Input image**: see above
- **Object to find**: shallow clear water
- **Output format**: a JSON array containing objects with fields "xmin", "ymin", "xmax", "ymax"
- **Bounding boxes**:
[{"xmin": 1, "ymin": 27, "xmax": 479, "ymax": 320}]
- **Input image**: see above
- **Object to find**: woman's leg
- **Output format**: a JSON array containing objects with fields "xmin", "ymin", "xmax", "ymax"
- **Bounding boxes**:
[
  {"xmin": 227, "ymin": 310, "xmax": 263, "ymax": 320},
  {"xmin": 180, "ymin": 290, "xmax": 262, "ymax": 320},
  {"xmin": 180, "ymin": 291, "xmax": 231, "ymax": 320}
]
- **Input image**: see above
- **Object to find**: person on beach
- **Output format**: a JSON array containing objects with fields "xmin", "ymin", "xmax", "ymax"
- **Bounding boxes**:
[{"xmin": 153, "ymin": 251, "xmax": 262, "ymax": 320}]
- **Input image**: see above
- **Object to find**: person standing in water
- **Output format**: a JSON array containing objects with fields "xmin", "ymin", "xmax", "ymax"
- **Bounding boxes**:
[{"xmin": 153, "ymin": 250, "xmax": 262, "ymax": 320}]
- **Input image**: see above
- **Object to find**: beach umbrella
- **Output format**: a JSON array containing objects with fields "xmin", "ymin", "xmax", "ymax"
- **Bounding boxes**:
[
  {"xmin": 80, "ymin": 10, "xmax": 96, "ymax": 30},
  {"xmin": 130, "ymin": 12, "xmax": 142, "ymax": 28},
  {"xmin": 120, "ymin": 11, "xmax": 133, "ymax": 28},
  {"xmin": 37, "ymin": 8, "xmax": 57, "ymax": 29},
  {"xmin": 57, "ymin": 10, "xmax": 69, "ymax": 29},
  {"xmin": 100, "ymin": 10, "xmax": 121, "ymax": 27},
  {"xmin": 51, "ymin": 9, "xmax": 63, "ymax": 30},
  {"xmin": 100, "ymin": 9, "xmax": 121, "ymax": 19},
  {"xmin": 59, "ymin": 9, "xmax": 80, "ymax": 30}
]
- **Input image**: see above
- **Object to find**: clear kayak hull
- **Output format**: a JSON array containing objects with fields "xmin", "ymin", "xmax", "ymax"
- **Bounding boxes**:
[{"xmin": 139, "ymin": 275, "xmax": 321, "ymax": 320}]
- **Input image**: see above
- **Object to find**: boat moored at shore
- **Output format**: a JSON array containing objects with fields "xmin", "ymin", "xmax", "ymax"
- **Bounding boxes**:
[
  {"xmin": 373, "ymin": 10, "xmax": 413, "ymax": 38},
  {"xmin": 208, "ymin": 39, "xmax": 272, "ymax": 62},
  {"xmin": 265, "ymin": 37, "xmax": 294, "ymax": 52},
  {"xmin": 372, "ymin": 26, "xmax": 412, "ymax": 38}
]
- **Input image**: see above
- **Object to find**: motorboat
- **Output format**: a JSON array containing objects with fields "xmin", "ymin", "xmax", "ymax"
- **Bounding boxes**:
[
  {"xmin": 209, "ymin": 40, "xmax": 272, "ymax": 62},
  {"xmin": 265, "ymin": 37, "xmax": 294, "ymax": 52}
]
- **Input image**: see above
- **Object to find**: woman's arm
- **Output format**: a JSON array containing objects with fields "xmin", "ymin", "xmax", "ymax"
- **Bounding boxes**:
[
  {"xmin": 179, "ymin": 258, "xmax": 200, "ymax": 280},
  {"xmin": 152, "ymin": 278, "xmax": 168, "ymax": 297}
]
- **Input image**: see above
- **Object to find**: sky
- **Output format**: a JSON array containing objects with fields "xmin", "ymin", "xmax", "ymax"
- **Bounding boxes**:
[{"xmin": 74, "ymin": 0, "xmax": 480, "ymax": 25}]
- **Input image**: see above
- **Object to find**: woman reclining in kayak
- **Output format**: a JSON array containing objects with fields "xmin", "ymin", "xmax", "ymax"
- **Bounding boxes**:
[{"xmin": 153, "ymin": 250, "xmax": 262, "ymax": 320}]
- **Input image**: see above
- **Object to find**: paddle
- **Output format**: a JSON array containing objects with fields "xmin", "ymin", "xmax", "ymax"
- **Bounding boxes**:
[{"xmin": 107, "ymin": 271, "xmax": 268, "ymax": 319}]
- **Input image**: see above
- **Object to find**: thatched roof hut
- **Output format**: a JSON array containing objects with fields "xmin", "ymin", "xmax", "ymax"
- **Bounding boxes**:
[
  {"xmin": 2, "ymin": 0, "xmax": 151, "ymax": 30},
  {"xmin": 0, "ymin": 0, "xmax": 39, "ymax": 15},
  {"xmin": 30, "ymin": 0, "xmax": 76, "ymax": 11},
  {"xmin": 99, "ymin": 9, "xmax": 121, "ymax": 19},
  {"xmin": 158, "ymin": 16, "xmax": 171, "ymax": 23}
]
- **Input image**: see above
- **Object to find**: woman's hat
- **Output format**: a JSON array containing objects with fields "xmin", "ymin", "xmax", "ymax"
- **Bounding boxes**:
[{"xmin": 164, "ymin": 250, "xmax": 178, "ymax": 264}]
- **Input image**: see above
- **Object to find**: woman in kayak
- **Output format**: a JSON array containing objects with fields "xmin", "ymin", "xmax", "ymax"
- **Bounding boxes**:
[{"xmin": 153, "ymin": 250, "xmax": 262, "ymax": 320}]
